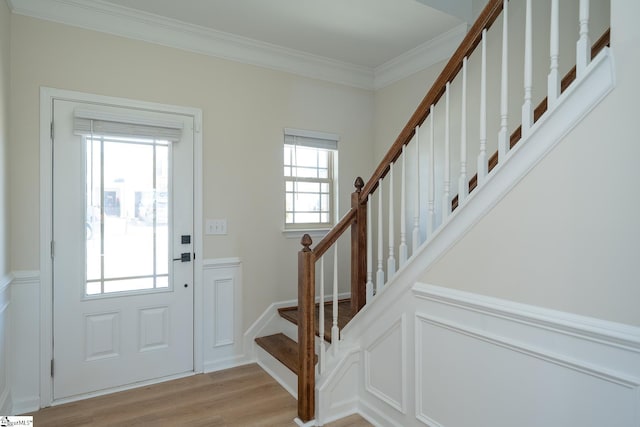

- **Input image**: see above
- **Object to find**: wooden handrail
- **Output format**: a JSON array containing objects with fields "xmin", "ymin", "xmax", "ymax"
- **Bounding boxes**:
[
  {"xmin": 312, "ymin": 208, "xmax": 357, "ymax": 259},
  {"xmin": 359, "ymin": 0, "xmax": 506, "ymax": 202}
]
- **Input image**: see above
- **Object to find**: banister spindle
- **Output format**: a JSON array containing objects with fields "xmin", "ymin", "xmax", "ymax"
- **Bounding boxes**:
[
  {"xmin": 478, "ymin": 30, "xmax": 488, "ymax": 184},
  {"xmin": 412, "ymin": 126, "xmax": 420, "ymax": 254},
  {"xmin": 387, "ymin": 164, "xmax": 396, "ymax": 278},
  {"xmin": 319, "ymin": 256, "xmax": 326, "ymax": 374},
  {"xmin": 459, "ymin": 56, "xmax": 469, "ymax": 203},
  {"xmin": 366, "ymin": 194, "xmax": 373, "ymax": 303},
  {"xmin": 332, "ymin": 246, "xmax": 339, "ymax": 355},
  {"xmin": 577, "ymin": 0, "xmax": 591, "ymax": 77},
  {"xmin": 376, "ymin": 179, "xmax": 384, "ymax": 292},
  {"xmin": 548, "ymin": 0, "xmax": 560, "ymax": 107},
  {"xmin": 522, "ymin": 0, "xmax": 533, "ymax": 137},
  {"xmin": 428, "ymin": 106, "xmax": 435, "ymax": 236},
  {"xmin": 443, "ymin": 82, "xmax": 451, "ymax": 219},
  {"xmin": 498, "ymin": 0, "xmax": 509, "ymax": 160},
  {"xmin": 399, "ymin": 146, "xmax": 408, "ymax": 267}
]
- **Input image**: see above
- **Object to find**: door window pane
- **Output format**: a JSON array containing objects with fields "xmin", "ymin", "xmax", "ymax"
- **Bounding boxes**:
[{"xmin": 85, "ymin": 136, "xmax": 171, "ymax": 296}]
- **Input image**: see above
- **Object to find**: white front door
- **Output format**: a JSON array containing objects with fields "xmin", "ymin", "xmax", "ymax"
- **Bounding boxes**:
[{"xmin": 52, "ymin": 99, "xmax": 194, "ymax": 400}]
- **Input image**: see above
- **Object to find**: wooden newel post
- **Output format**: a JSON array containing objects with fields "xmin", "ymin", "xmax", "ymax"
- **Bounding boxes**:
[
  {"xmin": 351, "ymin": 177, "xmax": 367, "ymax": 314},
  {"xmin": 298, "ymin": 234, "xmax": 315, "ymax": 422}
]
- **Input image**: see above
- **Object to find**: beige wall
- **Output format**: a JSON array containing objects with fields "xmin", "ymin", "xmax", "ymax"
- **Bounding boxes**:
[
  {"xmin": 0, "ymin": 0, "xmax": 9, "ymax": 278},
  {"xmin": 8, "ymin": 15, "xmax": 374, "ymax": 329},
  {"xmin": 422, "ymin": 0, "xmax": 640, "ymax": 327},
  {"xmin": 373, "ymin": 62, "xmax": 445, "ymax": 165}
]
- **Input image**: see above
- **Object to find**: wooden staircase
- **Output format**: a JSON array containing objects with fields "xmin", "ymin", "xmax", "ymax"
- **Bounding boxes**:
[
  {"xmin": 255, "ymin": 299, "xmax": 354, "ymax": 374},
  {"xmin": 254, "ymin": 1, "xmax": 612, "ymax": 423}
]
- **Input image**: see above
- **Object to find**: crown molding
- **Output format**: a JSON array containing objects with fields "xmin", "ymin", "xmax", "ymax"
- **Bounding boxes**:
[
  {"xmin": 373, "ymin": 22, "xmax": 468, "ymax": 89},
  {"xmin": 9, "ymin": 0, "xmax": 466, "ymax": 91}
]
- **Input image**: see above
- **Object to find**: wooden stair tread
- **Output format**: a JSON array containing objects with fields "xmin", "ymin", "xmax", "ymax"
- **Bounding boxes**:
[
  {"xmin": 278, "ymin": 299, "xmax": 354, "ymax": 343},
  {"xmin": 255, "ymin": 333, "xmax": 301, "ymax": 375}
]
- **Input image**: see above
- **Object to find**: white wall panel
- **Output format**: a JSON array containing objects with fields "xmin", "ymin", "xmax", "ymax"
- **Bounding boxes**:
[
  {"xmin": 364, "ymin": 314, "xmax": 407, "ymax": 414},
  {"xmin": 9, "ymin": 271, "xmax": 40, "ymax": 414},
  {"xmin": 0, "ymin": 274, "xmax": 11, "ymax": 414},
  {"xmin": 214, "ymin": 279, "xmax": 234, "ymax": 347},
  {"xmin": 202, "ymin": 258, "xmax": 244, "ymax": 372},
  {"xmin": 412, "ymin": 283, "xmax": 640, "ymax": 427}
]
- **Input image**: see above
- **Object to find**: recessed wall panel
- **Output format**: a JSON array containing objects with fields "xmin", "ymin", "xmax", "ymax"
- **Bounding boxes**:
[{"xmin": 214, "ymin": 278, "xmax": 234, "ymax": 347}]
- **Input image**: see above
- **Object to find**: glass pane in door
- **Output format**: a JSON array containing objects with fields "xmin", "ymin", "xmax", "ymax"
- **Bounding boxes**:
[{"xmin": 85, "ymin": 136, "xmax": 170, "ymax": 296}]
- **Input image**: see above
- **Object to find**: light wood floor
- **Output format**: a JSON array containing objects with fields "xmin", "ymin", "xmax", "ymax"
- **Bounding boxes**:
[{"xmin": 29, "ymin": 364, "xmax": 372, "ymax": 426}]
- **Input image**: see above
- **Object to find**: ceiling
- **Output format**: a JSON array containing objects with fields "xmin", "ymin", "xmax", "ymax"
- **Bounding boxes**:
[{"xmin": 8, "ymin": 0, "xmax": 471, "ymax": 89}]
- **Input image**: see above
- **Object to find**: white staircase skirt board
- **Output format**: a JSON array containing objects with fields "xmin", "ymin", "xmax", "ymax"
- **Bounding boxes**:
[
  {"xmin": 316, "ymin": 347, "xmax": 361, "ymax": 425},
  {"xmin": 316, "ymin": 49, "xmax": 619, "ymax": 425}
]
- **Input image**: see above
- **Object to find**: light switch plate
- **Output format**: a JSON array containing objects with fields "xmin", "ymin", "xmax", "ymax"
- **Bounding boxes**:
[{"xmin": 205, "ymin": 219, "xmax": 227, "ymax": 235}]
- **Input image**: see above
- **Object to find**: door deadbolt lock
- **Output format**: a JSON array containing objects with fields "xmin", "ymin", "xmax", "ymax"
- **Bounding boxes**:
[{"xmin": 173, "ymin": 252, "xmax": 191, "ymax": 262}]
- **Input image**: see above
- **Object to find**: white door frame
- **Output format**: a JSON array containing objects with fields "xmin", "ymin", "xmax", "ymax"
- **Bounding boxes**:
[{"xmin": 39, "ymin": 87, "xmax": 204, "ymax": 407}]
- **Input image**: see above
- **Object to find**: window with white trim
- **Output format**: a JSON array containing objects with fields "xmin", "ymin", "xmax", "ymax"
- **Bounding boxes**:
[{"xmin": 284, "ymin": 128, "xmax": 338, "ymax": 230}]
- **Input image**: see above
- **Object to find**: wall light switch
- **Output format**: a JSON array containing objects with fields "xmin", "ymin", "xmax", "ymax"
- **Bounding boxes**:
[{"xmin": 205, "ymin": 219, "xmax": 228, "ymax": 235}]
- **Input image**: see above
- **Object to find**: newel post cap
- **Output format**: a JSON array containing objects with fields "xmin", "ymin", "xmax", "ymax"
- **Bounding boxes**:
[{"xmin": 300, "ymin": 234, "xmax": 312, "ymax": 252}]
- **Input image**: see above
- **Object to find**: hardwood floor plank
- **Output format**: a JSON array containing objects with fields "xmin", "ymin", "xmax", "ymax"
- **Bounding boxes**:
[{"xmin": 29, "ymin": 364, "xmax": 371, "ymax": 426}]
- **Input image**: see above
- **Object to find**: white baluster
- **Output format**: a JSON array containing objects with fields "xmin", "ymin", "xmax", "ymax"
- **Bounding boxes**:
[
  {"xmin": 522, "ymin": 0, "xmax": 533, "ymax": 137},
  {"xmin": 443, "ymin": 83, "xmax": 451, "ymax": 219},
  {"xmin": 548, "ymin": 0, "xmax": 560, "ymax": 107},
  {"xmin": 332, "ymin": 247, "xmax": 339, "ymax": 355},
  {"xmin": 427, "ymin": 106, "xmax": 435, "ymax": 237},
  {"xmin": 376, "ymin": 179, "xmax": 384, "ymax": 291},
  {"xmin": 498, "ymin": 0, "xmax": 509, "ymax": 160},
  {"xmin": 399, "ymin": 146, "xmax": 407, "ymax": 267},
  {"xmin": 459, "ymin": 56, "xmax": 468, "ymax": 204},
  {"xmin": 366, "ymin": 194, "xmax": 374, "ymax": 303},
  {"xmin": 577, "ymin": 0, "xmax": 590, "ymax": 77},
  {"xmin": 412, "ymin": 126, "xmax": 420, "ymax": 254},
  {"xmin": 319, "ymin": 256, "xmax": 325, "ymax": 374},
  {"xmin": 387, "ymin": 164, "xmax": 396, "ymax": 277},
  {"xmin": 478, "ymin": 30, "xmax": 488, "ymax": 184}
]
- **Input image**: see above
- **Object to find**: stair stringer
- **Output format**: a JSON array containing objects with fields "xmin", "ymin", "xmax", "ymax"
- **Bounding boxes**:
[{"xmin": 315, "ymin": 48, "xmax": 615, "ymax": 426}]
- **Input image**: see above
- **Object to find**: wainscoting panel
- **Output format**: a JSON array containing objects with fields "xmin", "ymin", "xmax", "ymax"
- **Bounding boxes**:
[
  {"xmin": 0, "ymin": 274, "xmax": 11, "ymax": 415},
  {"xmin": 413, "ymin": 283, "xmax": 640, "ymax": 427},
  {"xmin": 9, "ymin": 271, "xmax": 41, "ymax": 414},
  {"xmin": 202, "ymin": 258, "xmax": 244, "ymax": 372},
  {"xmin": 364, "ymin": 314, "xmax": 407, "ymax": 414}
]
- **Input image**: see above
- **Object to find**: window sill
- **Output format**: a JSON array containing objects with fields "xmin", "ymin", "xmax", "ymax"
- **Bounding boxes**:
[{"xmin": 282, "ymin": 228, "xmax": 330, "ymax": 240}]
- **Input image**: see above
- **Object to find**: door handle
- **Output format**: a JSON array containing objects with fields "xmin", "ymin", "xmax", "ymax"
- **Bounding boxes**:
[{"xmin": 173, "ymin": 253, "xmax": 191, "ymax": 262}]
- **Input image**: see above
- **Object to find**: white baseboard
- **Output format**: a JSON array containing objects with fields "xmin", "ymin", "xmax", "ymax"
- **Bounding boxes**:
[
  {"xmin": 0, "ymin": 386, "xmax": 12, "ymax": 415},
  {"xmin": 203, "ymin": 355, "xmax": 253, "ymax": 374},
  {"xmin": 11, "ymin": 396, "xmax": 39, "ymax": 415}
]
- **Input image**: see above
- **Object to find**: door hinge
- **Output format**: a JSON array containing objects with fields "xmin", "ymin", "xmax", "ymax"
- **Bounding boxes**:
[
  {"xmin": 50, "ymin": 121, "xmax": 54, "ymax": 140},
  {"xmin": 51, "ymin": 240, "xmax": 55, "ymax": 259},
  {"xmin": 51, "ymin": 359, "xmax": 54, "ymax": 377}
]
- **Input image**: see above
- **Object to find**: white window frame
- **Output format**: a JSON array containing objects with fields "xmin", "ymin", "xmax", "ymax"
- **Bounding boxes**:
[{"xmin": 283, "ymin": 128, "xmax": 339, "ymax": 236}]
